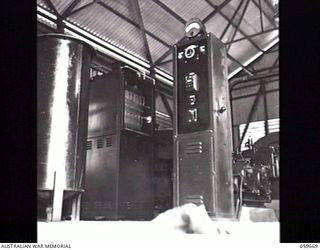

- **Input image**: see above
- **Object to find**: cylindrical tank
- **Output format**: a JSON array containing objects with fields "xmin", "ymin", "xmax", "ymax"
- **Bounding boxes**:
[{"xmin": 37, "ymin": 34, "xmax": 95, "ymax": 199}]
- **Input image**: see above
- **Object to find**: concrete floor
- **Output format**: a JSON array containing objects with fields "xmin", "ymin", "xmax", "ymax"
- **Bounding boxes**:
[
  {"xmin": 241, "ymin": 199, "xmax": 279, "ymax": 222},
  {"xmin": 36, "ymin": 202, "xmax": 280, "ymax": 249},
  {"xmin": 37, "ymin": 211, "xmax": 280, "ymax": 250}
]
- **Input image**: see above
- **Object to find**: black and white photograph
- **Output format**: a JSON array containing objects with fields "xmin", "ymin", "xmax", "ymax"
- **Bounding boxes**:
[{"xmin": 34, "ymin": 0, "xmax": 283, "ymax": 248}]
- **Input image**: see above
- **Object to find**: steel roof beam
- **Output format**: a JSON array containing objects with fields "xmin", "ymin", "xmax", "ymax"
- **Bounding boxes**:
[
  {"xmin": 227, "ymin": 54, "xmax": 254, "ymax": 76},
  {"xmin": 97, "ymin": 1, "xmax": 171, "ymax": 48},
  {"xmin": 157, "ymin": 59, "xmax": 173, "ymax": 66},
  {"xmin": 61, "ymin": 0, "xmax": 82, "ymax": 18},
  {"xmin": 67, "ymin": 1, "xmax": 97, "ymax": 17},
  {"xmin": 225, "ymin": 27, "xmax": 278, "ymax": 44},
  {"xmin": 151, "ymin": 0, "xmax": 186, "ymax": 24},
  {"xmin": 264, "ymin": 0, "xmax": 277, "ymax": 13},
  {"xmin": 203, "ymin": 0, "xmax": 232, "ymax": 23},
  {"xmin": 245, "ymin": 38, "xmax": 278, "ymax": 67},
  {"xmin": 232, "ymin": 77, "xmax": 278, "ymax": 91},
  {"xmin": 251, "ymin": 0, "xmax": 277, "ymax": 27},
  {"xmin": 258, "ymin": 0, "xmax": 264, "ymax": 32},
  {"xmin": 269, "ymin": 55, "xmax": 279, "ymax": 72},
  {"xmin": 220, "ymin": 0, "xmax": 246, "ymax": 40},
  {"xmin": 130, "ymin": 0, "xmax": 153, "ymax": 63},
  {"xmin": 232, "ymin": 88, "xmax": 278, "ymax": 101},
  {"xmin": 266, "ymin": 46, "xmax": 278, "ymax": 53},
  {"xmin": 245, "ymin": 42, "xmax": 278, "ymax": 70},
  {"xmin": 226, "ymin": 0, "xmax": 252, "ymax": 52},
  {"xmin": 153, "ymin": 48, "xmax": 173, "ymax": 67},
  {"xmin": 205, "ymin": 0, "xmax": 264, "ymax": 52},
  {"xmin": 230, "ymin": 71, "xmax": 279, "ymax": 90},
  {"xmin": 230, "ymin": 37, "xmax": 278, "ymax": 77}
]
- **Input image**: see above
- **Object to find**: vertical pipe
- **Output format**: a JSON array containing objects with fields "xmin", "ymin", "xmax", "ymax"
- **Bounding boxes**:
[{"xmin": 262, "ymin": 82, "xmax": 269, "ymax": 135}]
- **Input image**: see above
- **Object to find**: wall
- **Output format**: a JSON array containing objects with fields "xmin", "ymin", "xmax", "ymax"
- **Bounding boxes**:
[{"xmin": 230, "ymin": 76, "xmax": 279, "ymax": 150}]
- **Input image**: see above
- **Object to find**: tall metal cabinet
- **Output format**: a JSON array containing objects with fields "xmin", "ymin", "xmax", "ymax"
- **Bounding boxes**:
[
  {"xmin": 81, "ymin": 66, "xmax": 155, "ymax": 220},
  {"xmin": 173, "ymin": 33, "xmax": 235, "ymax": 219}
]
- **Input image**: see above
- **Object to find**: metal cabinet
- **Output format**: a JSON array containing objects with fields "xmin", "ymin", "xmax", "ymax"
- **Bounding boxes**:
[{"xmin": 81, "ymin": 66, "xmax": 155, "ymax": 220}]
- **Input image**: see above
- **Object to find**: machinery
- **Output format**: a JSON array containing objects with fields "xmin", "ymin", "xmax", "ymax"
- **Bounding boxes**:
[
  {"xmin": 233, "ymin": 132, "xmax": 279, "ymax": 206},
  {"xmin": 37, "ymin": 34, "xmax": 94, "ymax": 221},
  {"xmin": 80, "ymin": 65, "xmax": 155, "ymax": 220},
  {"xmin": 173, "ymin": 18, "xmax": 235, "ymax": 219}
]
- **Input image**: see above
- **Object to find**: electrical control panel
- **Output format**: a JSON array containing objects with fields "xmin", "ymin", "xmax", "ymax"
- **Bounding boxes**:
[
  {"xmin": 173, "ymin": 33, "xmax": 235, "ymax": 219},
  {"xmin": 176, "ymin": 37, "xmax": 210, "ymax": 133},
  {"xmin": 86, "ymin": 66, "xmax": 155, "ymax": 138},
  {"xmin": 81, "ymin": 66, "xmax": 155, "ymax": 221}
]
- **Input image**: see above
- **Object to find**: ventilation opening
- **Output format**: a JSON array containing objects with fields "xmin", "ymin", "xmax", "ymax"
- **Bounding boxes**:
[
  {"xmin": 86, "ymin": 141, "xmax": 92, "ymax": 150},
  {"xmin": 97, "ymin": 138, "xmax": 104, "ymax": 148},
  {"xmin": 106, "ymin": 137, "xmax": 112, "ymax": 147},
  {"xmin": 185, "ymin": 141, "xmax": 203, "ymax": 154}
]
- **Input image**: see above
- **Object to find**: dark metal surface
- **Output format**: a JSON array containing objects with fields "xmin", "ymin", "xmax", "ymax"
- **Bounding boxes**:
[
  {"xmin": 118, "ymin": 131, "xmax": 154, "ymax": 220},
  {"xmin": 86, "ymin": 73, "xmax": 121, "ymax": 138},
  {"xmin": 87, "ymin": 67, "xmax": 155, "ymax": 137},
  {"xmin": 254, "ymin": 131, "xmax": 279, "ymax": 149},
  {"xmin": 37, "ymin": 34, "xmax": 94, "ymax": 192},
  {"xmin": 81, "ymin": 67, "xmax": 155, "ymax": 220},
  {"xmin": 173, "ymin": 33, "xmax": 235, "ymax": 219},
  {"xmin": 81, "ymin": 135, "xmax": 119, "ymax": 220},
  {"xmin": 153, "ymin": 130, "xmax": 173, "ymax": 214},
  {"xmin": 81, "ymin": 132, "xmax": 154, "ymax": 220},
  {"xmin": 176, "ymin": 36, "xmax": 211, "ymax": 133},
  {"xmin": 176, "ymin": 132, "xmax": 216, "ymax": 216}
]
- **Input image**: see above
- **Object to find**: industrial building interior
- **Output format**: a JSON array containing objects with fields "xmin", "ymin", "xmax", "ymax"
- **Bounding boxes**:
[{"xmin": 37, "ymin": 0, "xmax": 279, "ymax": 244}]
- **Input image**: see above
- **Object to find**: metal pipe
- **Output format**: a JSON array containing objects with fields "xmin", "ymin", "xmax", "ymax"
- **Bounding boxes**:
[
  {"xmin": 231, "ymin": 88, "xmax": 278, "ymax": 101},
  {"xmin": 262, "ymin": 83, "xmax": 269, "ymax": 135},
  {"xmin": 232, "ymin": 79, "xmax": 278, "ymax": 91},
  {"xmin": 230, "ymin": 71, "xmax": 279, "ymax": 91}
]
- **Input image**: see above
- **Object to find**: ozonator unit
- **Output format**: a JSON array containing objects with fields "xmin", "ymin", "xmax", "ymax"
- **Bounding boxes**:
[
  {"xmin": 37, "ymin": 34, "xmax": 95, "ymax": 221},
  {"xmin": 173, "ymin": 18, "xmax": 235, "ymax": 219}
]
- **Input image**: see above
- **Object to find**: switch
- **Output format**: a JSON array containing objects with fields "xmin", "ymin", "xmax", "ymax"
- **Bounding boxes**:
[
  {"xmin": 185, "ymin": 72, "xmax": 199, "ymax": 92},
  {"xmin": 189, "ymin": 95, "xmax": 196, "ymax": 105},
  {"xmin": 188, "ymin": 108, "xmax": 198, "ymax": 122}
]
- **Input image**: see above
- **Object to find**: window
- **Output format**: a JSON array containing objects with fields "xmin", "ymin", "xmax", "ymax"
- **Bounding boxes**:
[{"xmin": 239, "ymin": 118, "xmax": 279, "ymax": 151}]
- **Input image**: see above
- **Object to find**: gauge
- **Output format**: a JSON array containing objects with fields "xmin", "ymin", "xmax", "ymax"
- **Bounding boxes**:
[{"xmin": 185, "ymin": 18, "xmax": 206, "ymax": 38}]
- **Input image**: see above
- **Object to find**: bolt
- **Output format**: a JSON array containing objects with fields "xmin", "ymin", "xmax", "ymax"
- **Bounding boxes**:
[{"xmin": 218, "ymin": 106, "xmax": 227, "ymax": 113}]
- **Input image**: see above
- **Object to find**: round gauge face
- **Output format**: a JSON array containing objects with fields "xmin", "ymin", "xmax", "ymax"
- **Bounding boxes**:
[
  {"xmin": 184, "ymin": 18, "xmax": 206, "ymax": 38},
  {"xmin": 185, "ymin": 22, "xmax": 201, "ymax": 37}
]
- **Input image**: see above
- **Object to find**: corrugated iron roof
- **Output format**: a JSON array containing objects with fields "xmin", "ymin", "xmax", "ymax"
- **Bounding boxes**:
[
  {"xmin": 146, "ymin": 34, "xmax": 171, "ymax": 63},
  {"xmin": 67, "ymin": 2, "xmax": 147, "ymax": 62},
  {"xmin": 160, "ymin": 0, "xmax": 213, "ymax": 21},
  {"xmin": 139, "ymin": 0, "xmax": 185, "ymax": 45},
  {"xmin": 37, "ymin": 0, "xmax": 279, "ymax": 79}
]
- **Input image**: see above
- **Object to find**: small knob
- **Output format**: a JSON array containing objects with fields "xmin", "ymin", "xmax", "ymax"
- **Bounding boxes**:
[
  {"xmin": 218, "ymin": 106, "xmax": 226, "ymax": 113},
  {"xmin": 144, "ymin": 116, "xmax": 152, "ymax": 123}
]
